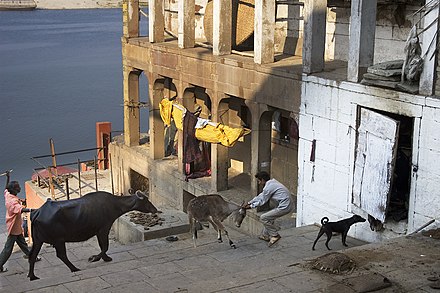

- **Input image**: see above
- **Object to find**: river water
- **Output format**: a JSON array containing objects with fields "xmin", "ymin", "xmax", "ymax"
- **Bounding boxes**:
[{"xmin": 0, "ymin": 9, "xmax": 149, "ymax": 233}]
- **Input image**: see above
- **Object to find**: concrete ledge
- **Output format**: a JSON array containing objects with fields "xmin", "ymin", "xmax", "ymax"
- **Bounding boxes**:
[{"xmin": 114, "ymin": 209, "xmax": 189, "ymax": 244}]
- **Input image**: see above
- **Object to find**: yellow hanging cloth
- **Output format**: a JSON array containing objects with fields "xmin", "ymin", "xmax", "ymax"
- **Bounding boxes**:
[{"xmin": 159, "ymin": 99, "xmax": 251, "ymax": 147}]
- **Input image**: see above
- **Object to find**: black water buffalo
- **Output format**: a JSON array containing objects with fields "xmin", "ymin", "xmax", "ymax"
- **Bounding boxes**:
[{"xmin": 28, "ymin": 190, "xmax": 158, "ymax": 281}]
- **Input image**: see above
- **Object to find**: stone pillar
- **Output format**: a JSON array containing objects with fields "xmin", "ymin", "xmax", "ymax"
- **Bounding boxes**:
[
  {"xmin": 419, "ymin": 1, "xmax": 439, "ymax": 95},
  {"xmin": 302, "ymin": 0, "xmax": 327, "ymax": 74},
  {"xmin": 211, "ymin": 96, "xmax": 229, "ymax": 191},
  {"xmin": 178, "ymin": 0, "xmax": 195, "ymax": 48},
  {"xmin": 149, "ymin": 0, "xmax": 164, "ymax": 43},
  {"xmin": 148, "ymin": 76, "xmax": 165, "ymax": 159},
  {"xmin": 123, "ymin": 0, "xmax": 139, "ymax": 38},
  {"xmin": 213, "ymin": 0, "xmax": 232, "ymax": 55},
  {"xmin": 347, "ymin": 0, "xmax": 377, "ymax": 82},
  {"xmin": 123, "ymin": 67, "xmax": 141, "ymax": 147},
  {"xmin": 248, "ymin": 103, "xmax": 270, "ymax": 195},
  {"xmin": 258, "ymin": 111, "xmax": 272, "ymax": 174},
  {"xmin": 179, "ymin": 84, "xmax": 194, "ymax": 174},
  {"xmin": 254, "ymin": 0, "xmax": 275, "ymax": 64}
]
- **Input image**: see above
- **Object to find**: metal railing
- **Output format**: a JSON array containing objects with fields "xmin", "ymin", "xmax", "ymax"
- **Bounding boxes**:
[{"xmin": 31, "ymin": 139, "xmax": 109, "ymax": 200}]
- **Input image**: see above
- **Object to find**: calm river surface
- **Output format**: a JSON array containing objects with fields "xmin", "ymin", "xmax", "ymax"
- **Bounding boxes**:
[{"xmin": 0, "ymin": 9, "xmax": 149, "ymax": 233}]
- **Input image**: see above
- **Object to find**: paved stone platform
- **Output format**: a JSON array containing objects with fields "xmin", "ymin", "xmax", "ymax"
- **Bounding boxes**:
[{"xmin": 0, "ymin": 224, "xmax": 439, "ymax": 292}]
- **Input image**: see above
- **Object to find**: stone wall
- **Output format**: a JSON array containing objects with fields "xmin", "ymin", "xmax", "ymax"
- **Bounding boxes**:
[
  {"xmin": 298, "ymin": 74, "xmax": 440, "ymax": 243},
  {"xmin": 326, "ymin": 4, "xmax": 423, "ymax": 63},
  {"xmin": 160, "ymin": 1, "xmax": 423, "ymax": 61},
  {"xmin": 35, "ymin": 0, "xmax": 121, "ymax": 9},
  {"xmin": 0, "ymin": 0, "xmax": 36, "ymax": 9},
  {"xmin": 161, "ymin": 0, "xmax": 303, "ymax": 54}
]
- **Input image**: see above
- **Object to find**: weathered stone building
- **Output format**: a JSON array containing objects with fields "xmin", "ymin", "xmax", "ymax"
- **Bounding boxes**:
[
  {"xmin": 298, "ymin": 0, "xmax": 440, "ymax": 243},
  {"xmin": 112, "ymin": 0, "xmax": 440, "ymax": 241}
]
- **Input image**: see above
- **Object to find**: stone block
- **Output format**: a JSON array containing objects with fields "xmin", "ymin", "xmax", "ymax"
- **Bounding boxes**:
[
  {"xmin": 374, "ymin": 39, "xmax": 406, "ymax": 63},
  {"xmin": 333, "ymin": 34, "xmax": 349, "ymax": 61},
  {"xmin": 303, "ymin": 84, "xmax": 332, "ymax": 118},
  {"xmin": 376, "ymin": 25, "xmax": 393, "ymax": 39},
  {"xmin": 363, "ymin": 72, "xmax": 400, "ymax": 81},
  {"xmin": 367, "ymin": 59, "xmax": 403, "ymax": 73},
  {"xmin": 318, "ymin": 117, "xmax": 338, "ymax": 145},
  {"xmin": 361, "ymin": 78, "xmax": 398, "ymax": 89},
  {"xmin": 426, "ymin": 96, "xmax": 440, "ymax": 108},
  {"xmin": 115, "ymin": 209, "xmax": 189, "ymax": 244},
  {"xmin": 395, "ymin": 82, "xmax": 419, "ymax": 94}
]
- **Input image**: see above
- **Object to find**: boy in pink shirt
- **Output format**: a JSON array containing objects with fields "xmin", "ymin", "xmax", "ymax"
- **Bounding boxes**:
[{"xmin": 0, "ymin": 172, "xmax": 40, "ymax": 273}]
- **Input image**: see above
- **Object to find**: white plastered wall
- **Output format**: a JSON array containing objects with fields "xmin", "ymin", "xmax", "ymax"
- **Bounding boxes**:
[{"xmin": 297, "ymin": 75, "xmax": 440, "ymax": 243}]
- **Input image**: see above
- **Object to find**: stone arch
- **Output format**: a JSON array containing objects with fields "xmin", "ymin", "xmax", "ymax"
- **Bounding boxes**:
[
  {"xmin": 213, "ymin": 95, "xmax": 252, "ymax": 191},
  {"xmin": 269, "ymin": 108, "xmax": 298, "ymax": 193},
  {"xmin": 181, "ymin": 86, "xmax": 213, "ymax": 179},
  {"xmin": 149, "ymin": 77, "xmax": 178, "ymax": 159},
  {"xmin": 182, "ymin": 86, "xmax": 212, "ymax": 117},
  {"xmin": 258, "ymin": 110, "xmax": 273, "ymax": 175}
]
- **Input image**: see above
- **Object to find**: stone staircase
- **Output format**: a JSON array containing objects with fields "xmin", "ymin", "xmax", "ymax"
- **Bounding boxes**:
[{"xmin": 0, "ymin": 223, "xmax": 368, "ymax": 292}]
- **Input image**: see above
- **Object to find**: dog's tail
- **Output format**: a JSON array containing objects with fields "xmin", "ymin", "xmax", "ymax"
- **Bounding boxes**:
[{"xmin": 321, "ymin": 217, "xmax": 329, "ymax": 225}]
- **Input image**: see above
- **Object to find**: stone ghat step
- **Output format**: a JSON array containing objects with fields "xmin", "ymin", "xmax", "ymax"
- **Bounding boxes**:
[
  {"xmin": 0, "ymin": 224, "xmax": 370, "ymax": 292},
  {"xmin": 0, "ymin": 0, "xmax": 36, "ymax": 10},
  {"xmin": 115, "ymin": 207, "xmax": 296, "ymax": 245}
]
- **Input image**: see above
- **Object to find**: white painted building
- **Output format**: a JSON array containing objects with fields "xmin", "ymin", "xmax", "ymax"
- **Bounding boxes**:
[
  {"xmin": 120, "ymin": 0, "xmax": 438, "ymax": 243},
  {"xmin": 297, "ymin": 0, "xmax": 440, "ymax": 242}
]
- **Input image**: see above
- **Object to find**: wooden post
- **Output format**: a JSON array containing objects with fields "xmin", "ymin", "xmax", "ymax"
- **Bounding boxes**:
[
  {"xmin": 110, "ymin": 155, "xmax": 115, "ymax": 195},
  {"xmin": 77, "ymin": 159, "xmax": 82, "ymax": 197},
  {"xmin": 48, "ymin": 167, "xmax": 55, "ymax": 200},
  {"xmin": 94, "ymin": 156, "xmax": 98, "ymax": 191},
  {"xmin": 65, "ymin": 177, "xmax": 70, "ymax": 200},
  {"xmin": 49, "ymin": 138, "xmax": 58, "ymax": 176}
]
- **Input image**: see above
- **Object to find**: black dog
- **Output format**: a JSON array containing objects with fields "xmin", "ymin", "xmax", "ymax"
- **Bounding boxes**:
[{"xmin": 312, "ymin": 215, "xmax": 366, "ymax": 250}]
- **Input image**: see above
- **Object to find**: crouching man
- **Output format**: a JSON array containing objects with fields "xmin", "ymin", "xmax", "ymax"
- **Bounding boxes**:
[{"xmin": 243, "ymin": 171, "xmax": 294, "ymax": 247}]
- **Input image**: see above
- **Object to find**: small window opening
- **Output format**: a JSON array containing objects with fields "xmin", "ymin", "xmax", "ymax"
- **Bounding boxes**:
[
  {"xmin": 272, "ymin": 111, "xmax": 299, "ymax": 143},
  {"xmin": 130, "ymin": 169, "xmax": 149, "ymax": 194}
]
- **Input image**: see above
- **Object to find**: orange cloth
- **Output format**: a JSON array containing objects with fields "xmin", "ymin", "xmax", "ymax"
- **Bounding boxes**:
[{"xmin": 4, "ymin": 189, "xmax": 24, "ymax": 235}]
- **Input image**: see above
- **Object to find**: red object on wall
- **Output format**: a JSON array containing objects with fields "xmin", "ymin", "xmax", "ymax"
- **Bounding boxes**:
[{"xmin": 96, "ymin": 122, "xmax": 111, "ymax": 170}]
